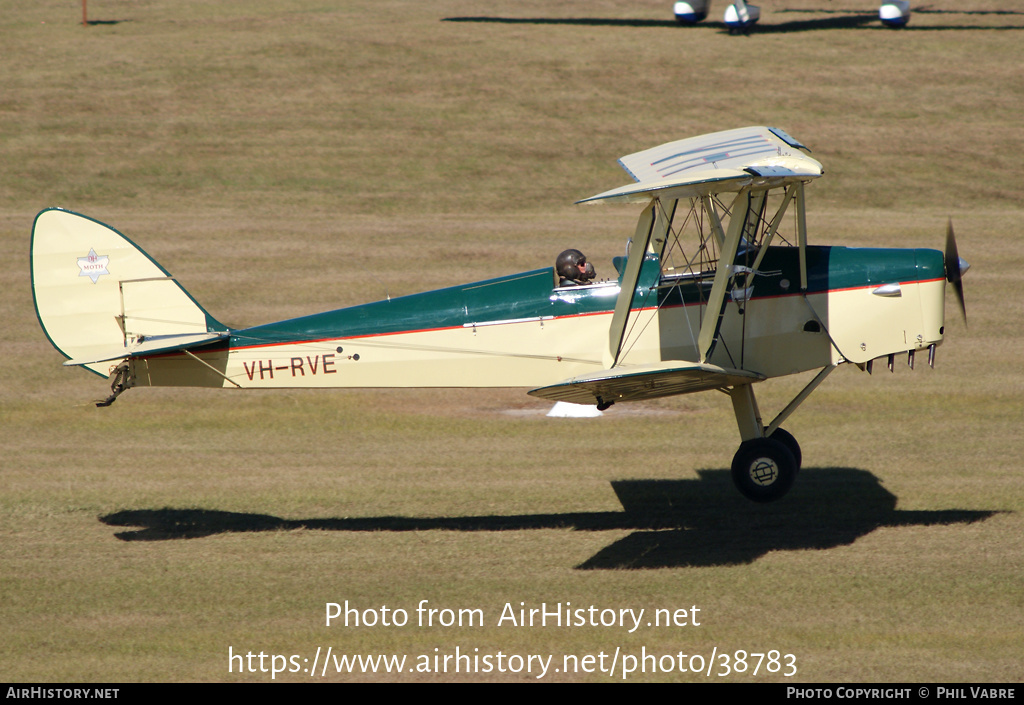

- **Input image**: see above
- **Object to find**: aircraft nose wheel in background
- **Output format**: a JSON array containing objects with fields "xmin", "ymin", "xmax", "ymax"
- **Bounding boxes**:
[{"xmin": 731, "ymin": 436, "xmax": 799, "ymax": 503}]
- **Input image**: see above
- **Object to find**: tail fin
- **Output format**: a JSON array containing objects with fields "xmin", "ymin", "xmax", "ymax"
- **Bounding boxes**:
[{"xmin": 31, "ymin": 208, "xmax": 226, "ymax": 378}]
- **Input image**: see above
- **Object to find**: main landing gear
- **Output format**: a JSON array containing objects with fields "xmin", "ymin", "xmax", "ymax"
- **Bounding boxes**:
[{"xmin": 727, "ymin": 371, "xmax": 831, "ymax": 502}]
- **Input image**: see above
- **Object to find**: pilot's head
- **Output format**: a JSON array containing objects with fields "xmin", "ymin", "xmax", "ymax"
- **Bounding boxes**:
[{"xmin": 556, "ymin": 249, "xmax": 596, "ymax": 283}]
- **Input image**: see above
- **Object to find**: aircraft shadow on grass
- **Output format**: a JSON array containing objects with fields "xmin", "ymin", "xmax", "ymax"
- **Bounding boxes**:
[
  {"xmin": 100, "ymin": 467, "xmax": 998, "ymax": 569},
  {"xmin": 443, "ymin": 9, "xmax": 1024, "ymax": 33}
]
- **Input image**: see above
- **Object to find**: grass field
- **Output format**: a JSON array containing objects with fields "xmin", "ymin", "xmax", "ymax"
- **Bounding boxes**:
[{"xmin": 2, "ymin": 0, "xmax": 1022, "ymax": 683}]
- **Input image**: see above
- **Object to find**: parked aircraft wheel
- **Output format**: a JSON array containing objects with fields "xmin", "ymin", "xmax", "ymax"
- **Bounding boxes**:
[
  {"xmin": 767, "ymin": 428, "xmax": 802, "ymax": 471},
  {"xmin": 731, "ymin": 438, "xmax": 798, "ymax": 503}
]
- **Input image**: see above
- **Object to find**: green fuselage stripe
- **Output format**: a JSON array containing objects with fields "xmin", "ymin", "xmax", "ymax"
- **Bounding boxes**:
[{"xmin": 225, "ymin": 246, "xmax": 944, "ymax": 350}]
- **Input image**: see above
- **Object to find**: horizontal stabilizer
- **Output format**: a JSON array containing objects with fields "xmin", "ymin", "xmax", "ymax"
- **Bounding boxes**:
[
  {"xmin": 63, "ymin": 331, "xmax": 229, "ymax": 367},
  {"xmin": 528, "ymin": 361, "xmax": 764, "ymax": 406}
]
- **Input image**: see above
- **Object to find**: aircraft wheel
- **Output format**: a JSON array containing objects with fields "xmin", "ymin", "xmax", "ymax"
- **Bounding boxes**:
[
  {"xmin": 731, "ymin": 438, "xmax": 798, "ymax": 503},
  {"xmin": 767, "ymin": 428, "xmax": 802, "ymax": 471}
]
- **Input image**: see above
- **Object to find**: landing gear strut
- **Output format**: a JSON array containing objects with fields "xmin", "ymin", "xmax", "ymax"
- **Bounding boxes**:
[{"xmin": 727, "ymin": 378, "xmax": 822, "ymax": 502}]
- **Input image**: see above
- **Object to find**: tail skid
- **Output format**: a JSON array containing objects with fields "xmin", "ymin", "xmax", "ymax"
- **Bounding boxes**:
[{"xmin": 30, "ymin": 209, "xmax": 227, "ymax": 394}]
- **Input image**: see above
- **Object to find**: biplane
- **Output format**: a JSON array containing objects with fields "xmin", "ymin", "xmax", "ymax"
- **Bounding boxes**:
[
  {"xmin": 674, "ymin": 0, "xmax": 912, "ymax": 31},
  {"xmin": 31, "ymin": 126, "xmax": 967, "ymax": 502}
]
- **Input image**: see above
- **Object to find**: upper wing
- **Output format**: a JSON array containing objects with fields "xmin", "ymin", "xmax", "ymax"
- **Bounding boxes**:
[
  {"xmin": 578, "ymin": 126, "xmax": 823, "ymax": 204},
  {"xmin": 528, "ymin": 360, "xmax": 764, "ymax": 406}
]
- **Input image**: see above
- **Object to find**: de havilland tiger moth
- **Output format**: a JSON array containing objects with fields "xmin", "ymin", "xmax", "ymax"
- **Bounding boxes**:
[{"xmin": 31, "ymin": 126, "xmax": 968, "ymax": 502}]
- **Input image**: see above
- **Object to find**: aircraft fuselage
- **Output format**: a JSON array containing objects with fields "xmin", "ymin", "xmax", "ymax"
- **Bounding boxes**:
[{"xmin": 129, "ymin": 245, "xmax": 947, "ymax": 392}]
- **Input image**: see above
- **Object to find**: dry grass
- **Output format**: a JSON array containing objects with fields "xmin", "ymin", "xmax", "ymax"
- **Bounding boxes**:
[{"xmin": 2, "ymin": 0, "xmax": 1022, "ymax": 682}]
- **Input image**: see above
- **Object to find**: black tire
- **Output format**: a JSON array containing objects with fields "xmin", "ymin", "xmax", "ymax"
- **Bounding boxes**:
[
  {"xmin": 767, "ymin": 428, "xmax": 802, "ymax": 471},
  {"xmin": 731, "ymin": 438, "xmax": 798, "ymax": 503}
]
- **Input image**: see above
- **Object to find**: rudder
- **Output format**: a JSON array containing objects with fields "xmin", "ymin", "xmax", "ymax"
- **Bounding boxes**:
[{"xmin": 31, "ymin": 208, "xmax": 224, "ymax": 377}]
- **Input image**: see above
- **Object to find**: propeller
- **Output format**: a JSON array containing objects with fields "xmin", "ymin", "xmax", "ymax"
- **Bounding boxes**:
[{"xmin": 944, "ymin": 219, "xmax": 969, "ymax": 325}]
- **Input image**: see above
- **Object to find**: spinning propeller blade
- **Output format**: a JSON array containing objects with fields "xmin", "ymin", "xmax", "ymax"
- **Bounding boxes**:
[{"xmin": 944, "ymin": 219, "xmax": 968, "ymax": 325}]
